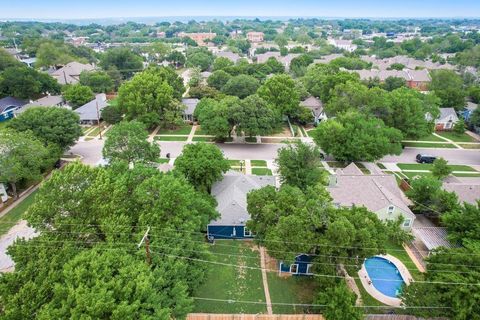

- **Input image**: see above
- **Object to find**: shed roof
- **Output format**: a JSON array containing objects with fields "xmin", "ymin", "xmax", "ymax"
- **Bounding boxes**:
[
  {"xmin": 210, "ymin": 173, "xmax": 276, "ymax": 226},
  {"xmin": 412, "ymin": 227, "xmax": 455, "ymax": 251}
]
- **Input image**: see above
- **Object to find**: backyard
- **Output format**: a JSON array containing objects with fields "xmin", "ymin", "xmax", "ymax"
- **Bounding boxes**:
[{"xmin": 0, "ymin": 190, "xmax": 38, "ymax": 236}]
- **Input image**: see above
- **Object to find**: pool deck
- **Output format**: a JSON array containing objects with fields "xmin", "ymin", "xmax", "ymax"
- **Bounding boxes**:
[{"xmin": 358, "ymin": 254, "xmax": 413, "ymax": 307}]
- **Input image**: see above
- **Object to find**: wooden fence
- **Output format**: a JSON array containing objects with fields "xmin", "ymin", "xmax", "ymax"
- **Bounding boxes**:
[{"xmin": 187, "ymin": 314, "xmax": 324, "ymax": 320}]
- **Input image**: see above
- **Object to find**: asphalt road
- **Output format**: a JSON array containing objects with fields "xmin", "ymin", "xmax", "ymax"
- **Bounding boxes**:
[{"xmin": 69, "ymin": 140, "xmax": 480, "ymax": 166}]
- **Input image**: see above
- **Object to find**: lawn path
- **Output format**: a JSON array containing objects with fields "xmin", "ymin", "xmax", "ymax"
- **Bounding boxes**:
[
  {"xmin": 432, "ymin": 132, "xmax": 462, "ymax": 149},
  {"xmin": 148, "ymin": 126, "xmax": 161, "ymax": 142},
  {"xmin": 187, "ymin": 125, "xmax": 197, "ymax": 143},
  {"xmin": 259, "ymin": 246, "xmax": 273, "ymax": 315}
]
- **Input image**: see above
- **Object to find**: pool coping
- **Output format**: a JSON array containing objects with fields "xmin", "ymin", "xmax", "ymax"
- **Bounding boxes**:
[{"xmin": 358, "ymin": 254, "xmax": 414, "ymax": 307}]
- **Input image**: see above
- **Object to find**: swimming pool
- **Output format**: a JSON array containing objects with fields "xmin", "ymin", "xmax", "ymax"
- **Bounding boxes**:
[{"xmin": 364, "ymin": 256, "xmax": 405, "ymax": 298}]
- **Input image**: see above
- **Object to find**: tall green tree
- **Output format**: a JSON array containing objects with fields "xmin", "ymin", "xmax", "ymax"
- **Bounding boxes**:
[
  {"xmin": 62, "ymin": 84, "xmax": 95, "ymax": 108},
  {"xmin": 231, "ymin": 94, "xmax": 277, "ymax": 137},
  {"xmin": 311, "ymin": 111, "xmax": 403, "ymax": 162},
  {"xmin": 7, "ymin": 107, "xmax": 82, "ymax": 150},
  {"xmin": 79, "ymin": 70, "xmax": 114, "ymax": 93},
  {"xmin": 102, "ymin": 121, "xmax": 160, "ymax": 164},
  {"xmin": 174, "ymin": 142, "xmax": 230, "ymax": 192},
  {"xmin": 431, "ymin": 157, "xmax": 453, "ymax": 180},
  {"xmin": 194, "ymin": 97, "xmax": 235, "ymax": 140},
  {"xmin": 429, "ymin": 70, "xmax": 466, "ymax": 109},
  {"xmin": 442, "ymin": 202, "xmax": 480, "ymax": 245},
  {"xmin": 222, "ymin": 74, "xmax": 260, "ymax": 98},
  {"xmin": 275, "ymin": 141, "xmax": 326, "ymax": 190},
  {"xmin": 0, "ymin": 66, "xmax": 60, "ymax": 99},
  {"xmin": 316, "ymin": 283, "xmax": 363, "ymax": 320},
  {"xmin": 0, "ymin": 130, "xmax": 52, "ymax": 198},
  {"xmin": 100, "ymin": 47, "xmax": 144, "ymax": 79},
  {"xmin": 257, "ymin": 74, "xmax": 300, "ymax": 117}
]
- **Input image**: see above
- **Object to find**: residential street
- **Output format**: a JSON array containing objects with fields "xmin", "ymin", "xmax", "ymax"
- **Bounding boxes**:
[{"xmin": 69, "ymin": 140, "xmax": 480, "ymax": 166}]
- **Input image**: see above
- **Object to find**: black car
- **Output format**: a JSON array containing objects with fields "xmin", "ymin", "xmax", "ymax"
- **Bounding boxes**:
[{"xmin": 416, "ymin": 154, "xmax": 436, "ymax": 164}]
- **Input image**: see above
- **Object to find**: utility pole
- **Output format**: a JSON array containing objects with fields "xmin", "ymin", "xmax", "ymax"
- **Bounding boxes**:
[
  {"xmin": 138, "ymin": 227, "xmax": 151, "ymax": 265},
  {"xmin": 96, "ymin": 98, "xmax": 102, "ymax": 140}
]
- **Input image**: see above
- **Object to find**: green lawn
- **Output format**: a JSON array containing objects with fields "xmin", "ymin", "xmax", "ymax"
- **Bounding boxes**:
[
  {"xmin": 267, "ymin": 273, "xmax": 319, "ymax": 314},
  {"xmin": 376, "ymin": 163, "xmax": 386, "ymax": 169},
  {"xmin": 192, "ymin": 136, "xmax": 215, "ymax": 142},
  {"xmin": 0, "ymin": 190, "xmax": 38, "ymax": 236},
  {"xmin": 397, "ymin": 163, "xmax": 477, "ymax": 172},
  {"xmin": 252, "ymin": 168, "xmax": 273, "ymax": 176},
  {"xmin": 459, "ymin": 143, "xmax": 480, "ymax": 149},
  {"xmin": 251, "ymin": 160, "xmax": 267, "ymax": 167},
  {"xmin": 402, "ymin": 171, "xmax": 433, "ymax": 180},
  {"xmin": 436, "ymin": 131, "xmax": 477, "ymax": 142},
  {"xmin": 194, "ymin": 126, "xmax": 206, "ymax": 135},
  {"xmin": 326, "ymin": 161, "xmax": 348, "ymax": 168},
  {"xmin": 193, "ymin": 240, "xmax": 266, "ymax": 314},
  {"xmin": 354, "ymin": 162, "xmax": 370, "ymax": 175},
  {"xmin": 452, "ymin": 172, "xmax": 480, "ymax": 177},
  {"xmin": 0, "ymin": 120, "xmax": 9, "ymax": 130},
  {"xmin": 158, "ymin": 158, "xmax": 170, "ymax": 164},
  {"xmin": 245, "ymin": 137, "xmax": 258, "ymax": 143},
  {"xmin": 402, "ymin": 142, "xmax": 457, "ymax": 148},
  {"xmin": 354, "ymin": 277, "xmax": 386, "ymax": 308},
  {"xmin": 414, "ymin": 134, "xmax": 447, "ymax": 142},
  {"xmin": 384, "ymin": 241, "xmax": 423, "ymax": 281},
  {"xmin": 227, "ymin": 159, "xmax": 242, "ymax": 167},
  {"xmin": 154, "ymin": 136, "xmax": 188, "ymax": 141},
  {"xmin": 157, "ymin": 125, "xmax": 192, "ymax": 135}
]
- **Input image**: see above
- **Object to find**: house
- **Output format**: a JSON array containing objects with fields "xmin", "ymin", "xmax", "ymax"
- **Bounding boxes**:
[
  {"xmin": 247, "ymin": 31, "xmax": 264, "ymax": 43},
  {"xmin": 353, "ymin": 69, "xmax": 430, "ymax": 90},
  {"xmin": 327, "ymin": 163, "xmax": 416, "ymax": 230},
  {"xmin": 442, "ymin": 176, "xmax": 480, "ymax": 205},
  {"xmin": 215, "ymin": 51, "xmax": 242, "ymax": 63},
  {"xmin": 75, "ymin": 94, "xmax": 108, "ymax": 125},
  {"xmin": 156, "ymin": 31, "xmax": 166, "ymax": 38},
  {"xmin": 50, "ymin": 61, "xmax": 95, "ymax": 85},
  {"xmin": 255, "ymin": 52, "xmax": 300, "ymax": 70},
  {"xmin": 279, "ymin": 254, "xmax": 314, "ymax": 276},
  {"xmin": 177, "ymin": 32, "xmax": 216, "ymax": 46},
  {"xmin": 327, "ymin": 38, "xmax": 358, "ymax": 52},
  {"xmin": 434, "ymin": 108, "xmax": 459, "ymax": 131},
  {"xmin": 14, "ymin": 95, "xmax": 67, "ymax": 115},
  {"xmin": 182, "ymin": 98, "xmax": 199, "ymax": 122},
  {"xmin": 405, "ymin": 69, "xmax": 431, "ymax": 91},
  {"xmin": 0, "ymin": 97, "xmax": 26, "ymax": 121},
  {"xmin": 300, "ymin": 96, "xmax": 327, "ymax": 124},
  {"xmin": 460, "ymin": 102, "xmax": 478, "ymax": 121},
  {"xmin": 207, "ymin": 173, "xmax": 276, "ymax": 239}
]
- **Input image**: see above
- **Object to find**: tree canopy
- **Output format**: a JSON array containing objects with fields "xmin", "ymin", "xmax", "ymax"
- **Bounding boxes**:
[
  {"xmin": 221, "ymin": 74, "xmax": 260, "ymax": 99},
  {"xmin": 0, "ymin": 66, "xmax": 60, "ymax": 99},
  {"xmin": 257, "ymin": 74, "xmax": 300, "ymax": 117},
  {"xmin": 99, "ymin": 47, "xmax": 144, "ymax": 79},
  {"xmin": 62, "ymin": 84, "xmax": 95, "ymax": 108},
  {"xmin": 429, "ymin": 69, "xmax": 466, "ymax": 109}
]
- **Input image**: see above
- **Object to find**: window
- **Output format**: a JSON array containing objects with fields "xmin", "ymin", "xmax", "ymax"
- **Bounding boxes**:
[
  {"xmin": 244, "ymin": 227, "xmax": 252, "ymax": 237},
  {"xmin": 387, "ymin": 205, "xmax": 395, "ymax": 215},
  {"xmin": 290, "ymin": 264, "xmax": 299, "ymax": 274},
  {"xmin": 306, "ymin": 264, "xmax": 313, "ymax": 275},
  {"xmin": 403, "ymin": 219, "xmax": 411, "ymax": 227}
]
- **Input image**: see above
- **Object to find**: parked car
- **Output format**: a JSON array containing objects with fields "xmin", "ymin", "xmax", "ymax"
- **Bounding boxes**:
[{"xmin": 416, "ymin": 154, "xmax": 436, "ymax": 164}]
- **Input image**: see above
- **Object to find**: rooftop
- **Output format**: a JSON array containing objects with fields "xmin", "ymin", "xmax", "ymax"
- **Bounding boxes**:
[{"xmin": 75, "ymin": 94, "xmax": 107, "ymax": 121}]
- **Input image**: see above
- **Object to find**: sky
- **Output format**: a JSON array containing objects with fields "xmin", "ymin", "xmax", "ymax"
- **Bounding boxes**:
[{"xmin": 1, "ymin": 0, "xmax": 480, "ymax": 20}]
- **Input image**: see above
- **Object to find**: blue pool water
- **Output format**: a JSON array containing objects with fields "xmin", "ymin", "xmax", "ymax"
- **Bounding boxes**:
[{"xmin": 364, "ymin": 257, "xmax": 405, "ymax": 298}]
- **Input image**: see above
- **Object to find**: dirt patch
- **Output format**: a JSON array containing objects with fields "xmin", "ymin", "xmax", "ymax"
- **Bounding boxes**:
[{"xmin": 270, "ymin": 126, "xmax": 293, "ymax": 138}]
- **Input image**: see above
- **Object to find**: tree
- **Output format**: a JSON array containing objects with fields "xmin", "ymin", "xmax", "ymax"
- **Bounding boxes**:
[
  {"xmin": 311, "ymin": 111, "xmax": 403, "ymax": 162},
  {"xmin": 0, "ymin": 66, "xmax": 60, "ymax": 99},
  {"xmin": 102, "ymin": 121, "xmax": 160, "ymax": 164},
  {"xmin": 7, "ymin": 107, "xmax": 82, "ymax": 150},
  {"xmin": 0, "ymin": 48, "xmax": 22, "ymax": 71},
  {"xmin": 432, "ymin": 157, "xmax": 453, "ymax": 180},
  {"xmin": 316, "ymin": 283, "xmax": 363, "ymax": 320},
  {"xmin": 79, "ymin": 70, "xmax": 114, "ymax": 93},
  {"xmin": 231, "ymin": 94, "xmax": 277, "ymax": 137},
  {"xmin": 470, "ymin": 107, "xmax": 480, "ymax": 128},
  {"xmin": 174, "ymin": 142, "xmax": 230, "ymax": 192},
  {"xmin": 0, "ymin": 130, "xmax": 52, "ymax": 198},
  {"xmin": 453, "ymin": 118, "xmax": 466, "ymax": 135},
  {"xmin": 166, "ymin": 51, "xmax": 186, "ymax": 68},
  {"xmin": 222, "ymin": 74, "xmax": 260, "ymax": 99},
  {"xmin": 117, "ymin": 68, "xmax": 183, "ymax": 129},
  {"xmin": 194, "ymin": 97, "xmax": 236, "ymax": 140},
  {"xmin": 406, "ymin": 176, "xmax": 460, "ymax": 218},
  {"xmin": 228, "ymin": 39, "xmax": 251, "ymax": 54},
  {"xmin": 468, "ymin": 86, "xmax": 480, "ymax": 103},
  {"xmin": 276, "ymin": 141, "xmax": 326, "ymax": 190},
  {"xmin": 212, "ymin": 57, "xmax": 234, "ymax": 71},
  {"xmin": 257, "ymin": 74, "xmax": 300, "ymax": 117},
  {"xmin": 35, "ymin": 41, "xmax": 77, "ymax": 68},
  {"xmin": 101, "ymin": 104, "xmax": 123, "ymax": 125},
  {"xmin": 207, "ymin": 70, "xmax": 232, "ymax": 90},
  {"xmin": 429, "ymin": 70, "xmax": 466, "ymax": 109},
  {"xmin": 186, "ymin": 48, "xmax": 214, "ymax": 71},
  {"xmin": 442, "ymin": 202, "xmax": 480, "ymax": 245},
  {"xmin": 290, "ymin": 54, "xmax": 314, "ymax": 77},
  {"xmin": 382, "ymin": 76, "xmax": 406, "ymax": 91},
  {"xmin": 274, "ymin": 34, "xmax": 289, "ymax": 47},
  {"xmin": 62, "ymin": 84, "xmax": 95, "ymax": 108},
  {"xmin": 100, "ymin": 47, "xmax": 144, "ymax": 79}
]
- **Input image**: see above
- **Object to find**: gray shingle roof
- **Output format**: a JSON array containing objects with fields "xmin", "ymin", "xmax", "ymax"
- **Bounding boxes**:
[
  {"xmin": 328, "ymin": 163, "xmax": 414, "ymax": 218},
  {"xmin": 50, "ymin": 61, "xmax": 95, "ymax": 85},
  {"xmin": 182, "ymin": 98, "xmax": 199, "ymax": 116},
  {"xmin": 438, "ymin": 108, "xmax": 459, "ymax": 122},
  {"xmin": 0, "ymin": 97, "xmax": 26, "ymax": 113},
  {"xmin": 443, "ymin": 181, "xmax": 480, "ymax": 205},
  {"xmin": 215, "ymin": 51, "xmax": 241, "ymax": 63},
  {"xmin": 15, "ymin": 95, "xmax": 65, "ymax": 114},
  {"xmin": 210, "ymin": 173, "xmax": 276, "ymax": 225},
  {"xmin": 412, "ymin": 227, "xmax": 455, "ymax": 251},
  {"xmin": 74, "ymin": 94, "xmax": 107, "ymax": 121},
  {"xmin": 300, "ymin": 96, "xmax": 324, "ymax": 118}
]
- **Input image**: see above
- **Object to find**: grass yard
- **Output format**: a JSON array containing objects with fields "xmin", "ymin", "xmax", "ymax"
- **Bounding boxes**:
[
  {"xmin": 251, "ymin": 160, "xmax": 267, "ymax": 167},
  {"xmin": 245, "ymin": 137, "xmax": 258, "ymax": 143},
  {"xmin": 459, "ymin": 143, "xmax": 480, "ymax": 149},
  {"xmin": 414, "ymin": 133, "xmax": 448, "ymax": 142},
  {"xmin": 397, "ymin": 163, "xmax": 477, "ymax": 172},
  {"xmin": 252, "ymin": 168, "xmax": 273, "ymax": 176},
  {"xmin": 402, "ymin": 142, "xmax": 457, "ymax": 148},
  {"xmin": 436, "ymin": 131, "xmax": 478, "ymax": 142},
  {"xmin": 376, "ymin": 163, "xmax": 386, "ymax": 169},
  {"xmin": 326, "ymin": 161, "xmax": 348, "ymax": 168},
  {"xmin": 354, "ymin": 162, "xmax": 370, "ymax": 174},
  {"xmin": 452, "ymin": 172, "xmax": 480, "ymax": 177},
  {"xmin": 157, "ymin": 125, "xmax": 192, "ymax": 135},
  {"xmin": 385, "ymin": 241, "xmax": 423, "ymax": 281},
  {"xmin": 192, "ymin": 136, "xmax": 215, "ymax": 142},
  {"xmin": 402, "ymin": 171, "xmax": 433, "ymax": 180},
  {"xmin": 267, "ymin": 274, "xmax": 319, "ymax": 314},
  {"xmin": 227, "ymin": 159, "xmax": 242, "ymax": 167},
  {"xmin": 193, "ymin": 240, "xmax": 266, "ymax": 314},
  {"xmin": 154, "ymin": 136, "xmax": 188, "ymax": 141},
  {"xmin": 0, "ymin": 190, "xmax": 38, "ymax": 236},
  {"xmin": 158, "ymin": 158, "xmax": 170, "ymax": 164},
  {"xmin": 354, "ymin": 277, "xmax": 386, "ymax": 308},
  {"xmin": 0, "ymin": 120, "xmax": 10, "ymax": 130}
]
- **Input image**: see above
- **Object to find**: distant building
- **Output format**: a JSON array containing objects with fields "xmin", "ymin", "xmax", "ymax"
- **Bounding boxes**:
[
  {"xmin": 0, "ymin": 97, "xmax": 26, "ymax": 122},
  {"xmin": 327, "ymin": 163, "xmax": 415, "ymax": 230},
  {"xmin": 156, "ymin": 31, "xmax": 166, "ymax": 38},
  {"xmin": 14, "ymin": 95, "xmax": 67, "ymax": 116},
  {"xmin": 207, "ymin": 173, "xmax": 276, "ymax": 239},
  {"xmin": 353, "ymin": 69, "xmax": 431, "ymax": 91},
  {"xmin": 177, "ymin": 32, "xmax": 216, "ymax": 46},
  {"xmin": 50, "ymin": 61, "xmax": 95, "ymax": 85},
  {"xmin": 300, "ymin": 96, "xmax": 327, "ymax": 124},
  {"xmin": 255, "ymin": 52, "xmax": 300, "ymax": 70},
  {"xmin": 75, "ymin": 94, "xmax": 108, "ymax": 125},
  {"xmin": 460, "ymin": 102, "xmax": 478, "ymax": 121},
  {"xmin": 215, "ymin": 51, "xmax": 242, "ymax": 63},
  {"xmin": 247, "ymin": 31, "xmax": 264, "ymax": 43},
  {"xmin": 327, "ymin": 38, "xmax": 358, "ymax": 52},
  {"xmin": 433, "ymin": 108, "xmax": 459, "ymax": 131},
  {"xmin": 69, "ymin": 37, "xmax": 88, "ymax": 47}
]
